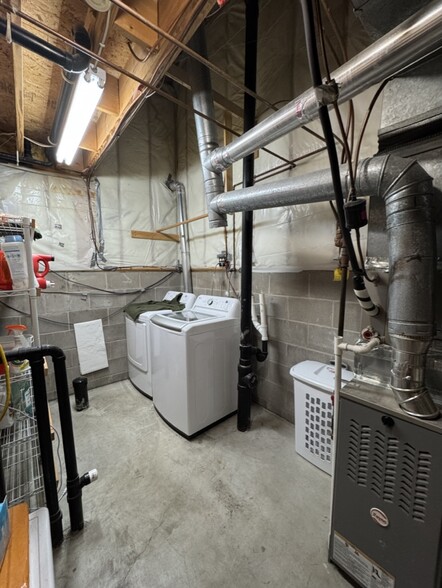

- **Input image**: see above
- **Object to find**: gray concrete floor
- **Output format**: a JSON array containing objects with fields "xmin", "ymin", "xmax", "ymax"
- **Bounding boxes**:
[{"xmin": 51, "ymin": 380, "xmax": 351, "ymax": 588}]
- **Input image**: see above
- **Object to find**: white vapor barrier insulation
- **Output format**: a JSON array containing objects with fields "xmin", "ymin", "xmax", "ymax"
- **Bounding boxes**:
[
  {"xmin": 0, "ymin": 165, "xmax": 96, "ymax": 270},
  {"xmin": 0, "ymin": 95, "xmax": 180, "ymax": 270},
  {"xmin": 96, "ymin": 96, "xmax": 178, "ymax": 269},
  {"xmin": 177, "ymin": 0, "xmax": 379, "ymax": 271},
  {"xmin": 0, "ymin": 0, "xmax": 380, "ymax": 272}
]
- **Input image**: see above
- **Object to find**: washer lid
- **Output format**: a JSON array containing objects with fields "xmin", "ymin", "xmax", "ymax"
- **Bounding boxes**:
[
  {"xmin": 290, "ymin": 360, "xmax": 354, "ymax": 392},
  {"xmin": 137, "ymin": 308, "xmax": 174, "ymax": 324},
  {"xmin": 151, "ymin": 310, "xmax": 216, "ymax": 331}
]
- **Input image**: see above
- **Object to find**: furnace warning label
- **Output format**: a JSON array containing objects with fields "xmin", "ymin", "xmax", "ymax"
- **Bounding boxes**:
[{"xmin": 332, "ymin": 532, "xmax": 395, "ymax": 588}]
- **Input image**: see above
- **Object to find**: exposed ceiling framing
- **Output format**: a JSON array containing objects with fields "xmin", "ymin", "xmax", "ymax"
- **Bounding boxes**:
[{"xmin": 0, "ymin": 0, "xmax": 218, "ymax": 174}]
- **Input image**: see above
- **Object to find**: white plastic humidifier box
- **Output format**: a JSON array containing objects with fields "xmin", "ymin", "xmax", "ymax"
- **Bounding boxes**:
[{"xmin": 290, "ymin": 360, "xmax": 354, "ymax": 475}]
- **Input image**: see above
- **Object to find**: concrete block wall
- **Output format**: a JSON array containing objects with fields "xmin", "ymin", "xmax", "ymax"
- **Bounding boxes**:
[
  {"xmin": 193, "ymin": 270, "xmax": 366, "ymax": 423},
  {"xmin": 0, "ymin": 267, "xmax": 383, "ymax": 420},
  {"xmin": 0, "ymin": 270, "xmax": 182, "ymax": 400}
]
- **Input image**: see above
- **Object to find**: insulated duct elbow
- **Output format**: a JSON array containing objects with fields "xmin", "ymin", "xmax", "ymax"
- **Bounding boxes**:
[
  {"xmin": 356, "ymin": 155, "xmax": 439, "ymax": 419},
  {"xmin": 188, "ymin": 27, "xmax": 226, "ymax": 229}
]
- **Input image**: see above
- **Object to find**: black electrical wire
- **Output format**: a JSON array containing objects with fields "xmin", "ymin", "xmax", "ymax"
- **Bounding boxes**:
[
  {"xmin": 337, "ymin": 254, "xmax": 348, "ymax": 338},
  {"xmin": 300, "ymin": 0, "xmax": 362, "ymax": 279},
  {"xmin": 0, "ymin": 271, "xmax": 177, "ymax": 327},
  {"xmin": 50, "ymin": 270, "xmax": 175, "ymax": 294},
  {"xmin": 300, "ymin": 0, "xmax": 380, "ymax": 330},
  {"xmin": 355, "ymin": 228, "xmax": 376, "ymax": 283},
  {"xmin": 353, "ymin": 79, "xmax": 390, "ymax": 182},
  {"xmin": 314, "ymin": 0, "xmax": 355, "ymax": 198}
]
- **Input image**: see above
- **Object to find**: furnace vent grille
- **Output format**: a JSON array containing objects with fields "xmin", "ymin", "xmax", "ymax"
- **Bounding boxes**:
[
  {"xmin": 345, "ymin": 421, "xmax": 432, "ymax": 522},
  {"xmin": 347, "ymin": 420, "xmax": 371, "ymax": 486},
  {"xmin": 398, "ymin": 444, "xmax": 431, "ymax": 522},
  {"xmin": 371, "ymin": 432, "xmax": 398, "ymax": 502}
]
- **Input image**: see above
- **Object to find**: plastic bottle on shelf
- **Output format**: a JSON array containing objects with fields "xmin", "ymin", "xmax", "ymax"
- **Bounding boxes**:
[
  {"xmin": 4, "ymin": 325, "xmax": 32, "ymax": 418},
  {"xmin": 5, "ymin": 324, "xmax": 31, "ymax": 373},
  {"xmin": 0, "ymin": 250, "xmax": 12, "ymax": 290},
  {"xmin": 32, "ymin": 254, "xmax": 55, "ymax": 288},
  {"xmin": 1, "ymin": 235, "xmax": 29, "ymax": 290}
]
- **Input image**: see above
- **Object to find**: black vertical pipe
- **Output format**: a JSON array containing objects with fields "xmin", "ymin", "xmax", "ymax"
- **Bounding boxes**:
[
  {"xmin": 6, "ymin": 345, "xmax": 85, "ymax": 536},
  {"xmin": 28, "ymin": 356, "xmax": 64, "ymax": 547},
  {"xmin": 237, "ymin": 0, "xmax": 259, "ymax": 431},
  {"xmin": 300, "ymin": 0, "xmax": 362, "ymax": 275},
  {"xmin": 52, "ymin": 351, "xmax": 84, "ymax": 531}
]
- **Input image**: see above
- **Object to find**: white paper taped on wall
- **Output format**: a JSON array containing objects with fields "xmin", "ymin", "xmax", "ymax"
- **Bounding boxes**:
[{"xmin": 74, "ymin": 319, "xmax": 109, "ymax": 375}]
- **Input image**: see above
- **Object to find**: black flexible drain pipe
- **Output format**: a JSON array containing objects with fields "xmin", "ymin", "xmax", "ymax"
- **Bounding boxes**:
[
  {"xmin": 0, "ymin": 19, "xmax": 90, "ymax": 73},
  {"xmin": 299, "ymin": 0, "xmax": 377, "ymax": 315},
  {"xmin": 6, "ymin": 345, "xmax": 85, "ymax": 546},
  {"xmin": 237, "ymin": 0, "xmax": 260, "ymax": 432}
]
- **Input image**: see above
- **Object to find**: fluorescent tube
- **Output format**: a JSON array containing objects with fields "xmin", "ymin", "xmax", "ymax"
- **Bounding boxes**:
[{"xmin": 56, "ymin": 66, "xmax": 106, "ymax": 166}]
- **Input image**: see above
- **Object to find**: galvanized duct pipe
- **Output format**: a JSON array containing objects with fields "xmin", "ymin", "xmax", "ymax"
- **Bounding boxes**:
[
  {"xmin": 211, "ymin": 154, "xmax": 439, "ymax": 419},
  {"xmin": 188, "ymin": 28, "xmax": 226, "ymax": 228},
  {"xmin": 165, "ymin": 178, "xmax": 193, "ymax": 293},
  {"xmin": 204, "ymin": 0, "xmax": 442, "ymax": 174}
]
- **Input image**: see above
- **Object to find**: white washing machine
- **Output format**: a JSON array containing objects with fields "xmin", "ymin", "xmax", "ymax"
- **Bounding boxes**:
[
  {"xmin": 126, "ymin": 291, "xmax": 196, "ymax": 398},
  {"xmin": 150, "ymin": 295, "xmax": 240, "ymax": 438}
]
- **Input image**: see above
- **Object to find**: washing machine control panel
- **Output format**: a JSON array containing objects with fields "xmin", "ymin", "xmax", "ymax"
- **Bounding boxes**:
[{"xmin": 193, "ymin": 295, "xmax": 240, "ymax": 318}]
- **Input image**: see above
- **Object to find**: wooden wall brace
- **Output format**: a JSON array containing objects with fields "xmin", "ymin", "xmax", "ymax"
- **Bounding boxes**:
[
  {"xmin": 131, "ymin": 230, "xmax": 179, "ymax": 242},
  {"xmin": 113, "ymin": 266, "xmax": 178, "ymax": 272},
  {"xmin": 131, "ymin": 213, "xmax": 208, "ymax": 243},
  {"xmin": 156, "ymin": 213, "xmax": 208, "ymax": 233}
]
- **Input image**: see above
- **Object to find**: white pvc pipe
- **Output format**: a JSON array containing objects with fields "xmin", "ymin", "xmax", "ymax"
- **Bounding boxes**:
[
  {"xmin": 251, "ymin": 294, "xmax": 268, "ymax": 340},
  {"xmin": 258, "ymin": 293, "xmax": 268, "ymax": 341},
  {"xmin": 329, "ymin": 335, "xmax": 343, "ymax": 545},
  {"xmin": 338, "ymin": 337, "xmax": 382, "ymax": 354}
]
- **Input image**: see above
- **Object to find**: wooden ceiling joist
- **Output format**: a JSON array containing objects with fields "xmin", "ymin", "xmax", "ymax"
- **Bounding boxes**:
[
  {"xmin": 114, "ymin": 0, "xmax": 159, "ymax": 48},
  {"xmin": 97, "ymin": 74, "xmax": 120, "ymax": 116},
  {"xmin": 12, "ymin": 6, "xmax": 24, "ymax": 155},
  {"xmin": 84, "ymin": 0, "xmax": 217, "ymax": 170},
  {"xmin": 0, "ymin": 0, "xmax": 218, "ymax": 172}
]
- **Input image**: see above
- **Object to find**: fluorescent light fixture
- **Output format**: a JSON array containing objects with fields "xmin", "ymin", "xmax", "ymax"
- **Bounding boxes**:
[{"xmin": 56, "ymin": 66, "xmax": 106, "ymax": 166}]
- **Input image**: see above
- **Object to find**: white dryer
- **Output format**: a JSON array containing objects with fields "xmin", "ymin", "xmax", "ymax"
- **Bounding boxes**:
[
  {"xmin": 126, "ymin": 291, "xmax": 196, "ymax": 398},
  {"xmin": 150, "ymin": 295, "xmax": 240, "ymax": 438}
]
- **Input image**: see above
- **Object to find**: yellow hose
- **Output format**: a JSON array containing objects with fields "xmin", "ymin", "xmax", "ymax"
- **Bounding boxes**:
[{"xmin": 0, "ymin": 344, "xmax": 11, "ymax": 422}]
